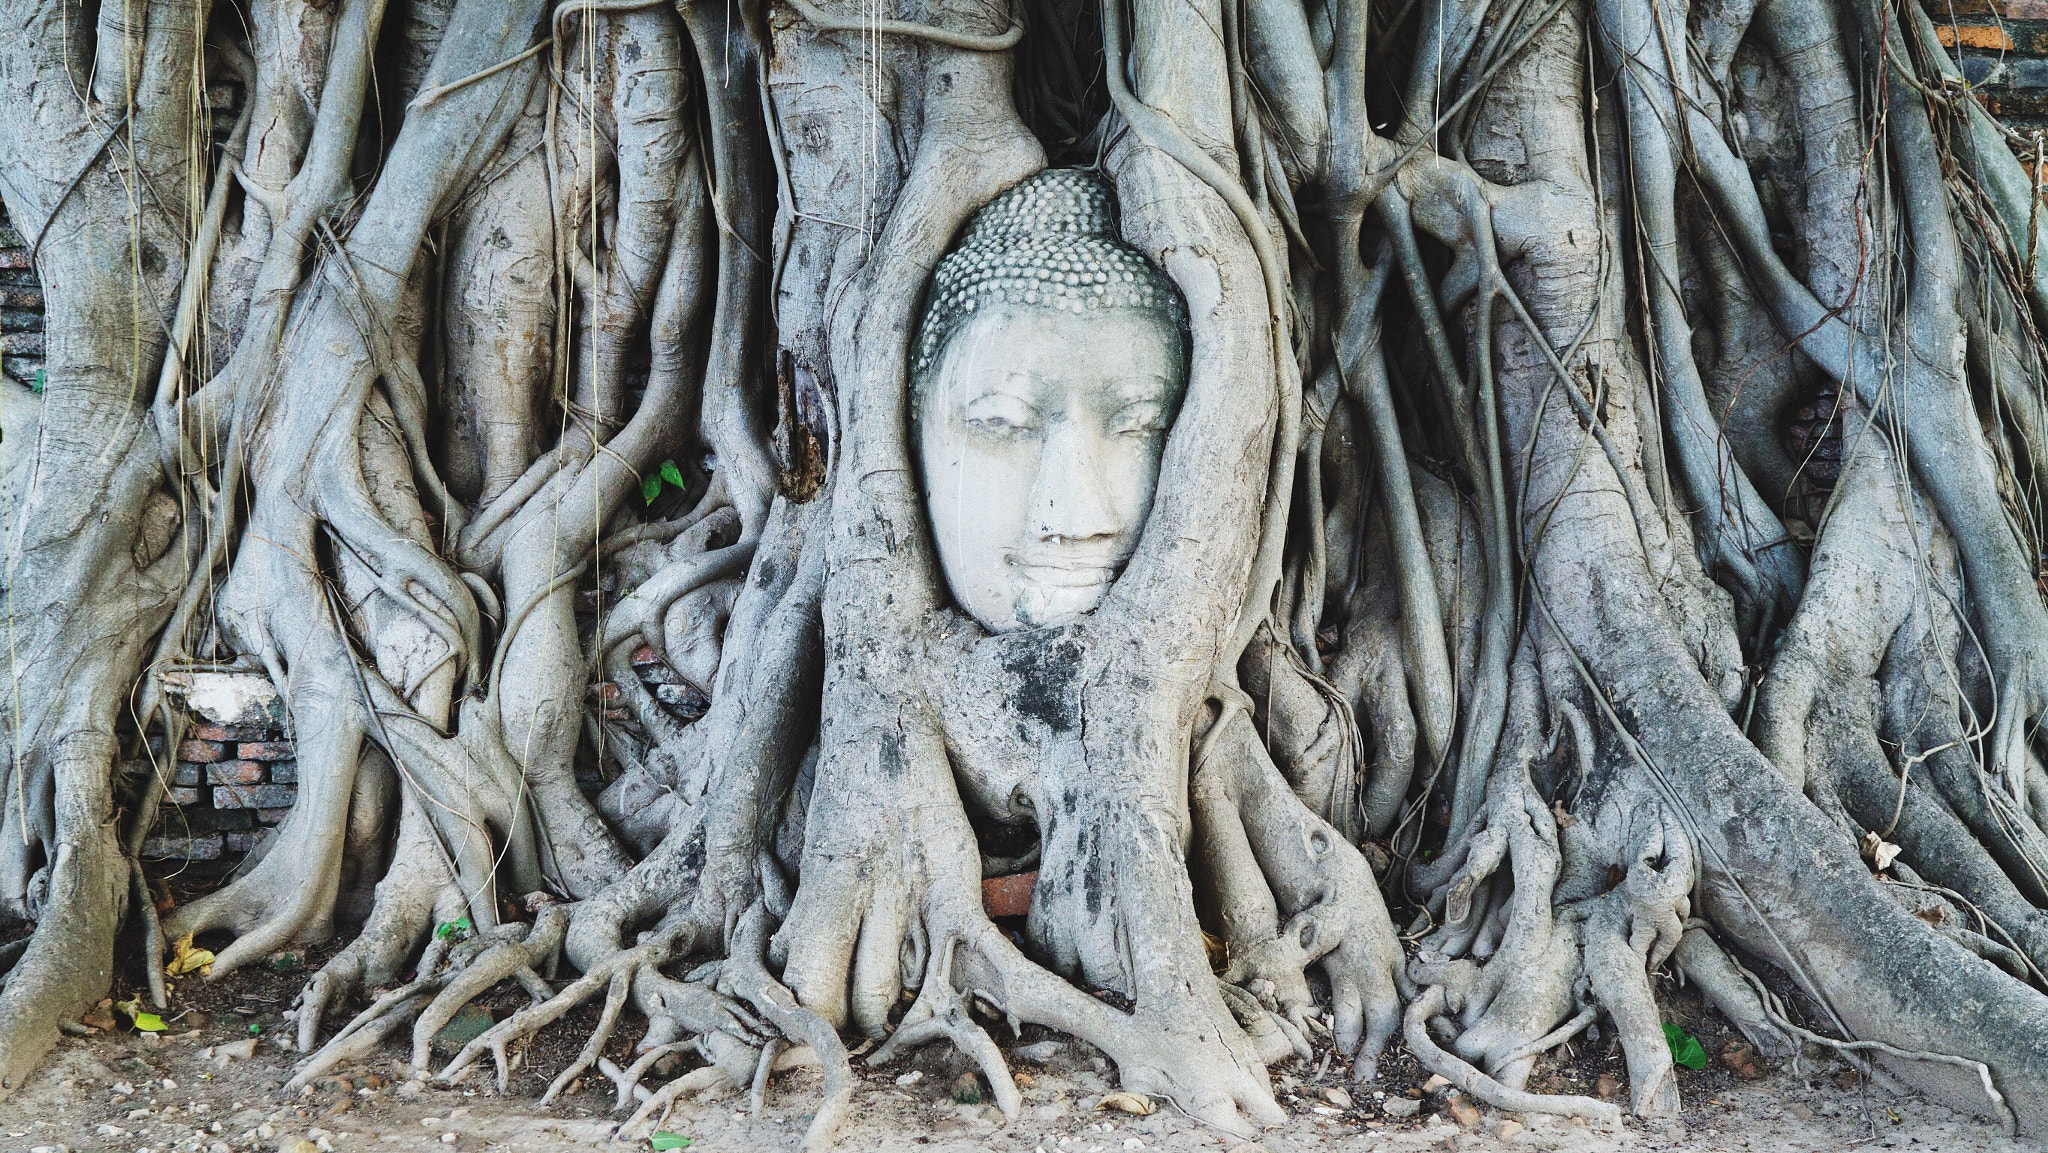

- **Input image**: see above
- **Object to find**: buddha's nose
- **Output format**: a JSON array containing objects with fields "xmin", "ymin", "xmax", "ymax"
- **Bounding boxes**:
[{"xmin": 1029, "ymin": 420, "xmax": 1121, "ymax": 545}]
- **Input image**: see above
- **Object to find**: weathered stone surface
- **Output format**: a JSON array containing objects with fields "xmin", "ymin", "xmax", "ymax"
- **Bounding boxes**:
[
  {"xmin": 206, "ymin": 761, "xmax": 265, "ymax": 785},
  {"xmin": 143, "ymin": 834, "xmax": 222, "ymax": 861},
  {"xmin": 213, "ymin": 784, "xmax": 297, "ymax": 809}
]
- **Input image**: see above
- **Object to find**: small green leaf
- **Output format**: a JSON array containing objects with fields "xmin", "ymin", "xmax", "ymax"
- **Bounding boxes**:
[
  {"xmin": 435, "ymin": 916, "xmax": 472, "ymax": 942},
  {"xmin": 31, "ymin": 368, "xmax": 44, "ymax": 394},
  {"xmin": 649, "ymin": 1134, "xmax": 691, "ymax": 1151},
  {"xmin": 642, "ymin": 472, "xmax": 664, "ymax": 505},
  {"xmin": 1662, "ymin": 1022, "xmax": 1708, "ymax": 1070},
  {"xmin": 250, "ymin": 1023, "xmax": 262, "ymax": 1034},
  {"xmin": 659, "ymin": 459, "xmax": 686, "ymax": 490},
  {"xmin": 132, "ymin": 1012, "xmax": 166, "ymax": 1032}
]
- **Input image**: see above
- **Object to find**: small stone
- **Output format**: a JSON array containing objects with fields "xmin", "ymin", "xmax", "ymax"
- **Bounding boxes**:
[
  {"xmin": 1382, "ymin": 1097, "xmax": 1421, "ymax": 1119},
  {"xmin": 431, "ymin": 1004, "xmax": 495, "ymax": 1056},
  {"xmin": 895, "ymin": 1070, "xmax": 923, "ymax": 1088},
  {"xmin": 1423, "ymin": 1073, "xmax": 1452, "ymax": 1093},
  {"xmin": 1322, "ymin": 1086, "xmax": 1352, "ymax": 1109},
  {"xmin": 1448, "ymin": 1098, "xmax": 1481, "ymax": 1129},
  {"xmin": 1012, "ymin": 1071, "xmax": 1035, "ymax": 1089},
  {"xmin": 441, "ymin": 1133, "xmax": 457, "ymax": 1144},
  {"xmin": 1594, "ymin": 1072, "xmax": 1623, "ymax": 1100},
  {"xmin": 1015, "ymin": 1040, "xmax": 1064, "ymax": 1065},
  {"xmin": 951, "ymin": 1072, "xmax": 986, "ymax": 1104},
  {"xmin": 1720, "ymin": 1039, "xmax": 1762, "ymax": 1079},
  {"xmin": 217, "ymin": 1037, "xmax": 258, "ymax": 1061},
  {"xmin": 1497, "ymin": 1119, "xmax": 1525, "ymax": 1140},
  {"xmin": 1787, "ymin": 1101, "xmax": 1815, "ymax": 1120}
]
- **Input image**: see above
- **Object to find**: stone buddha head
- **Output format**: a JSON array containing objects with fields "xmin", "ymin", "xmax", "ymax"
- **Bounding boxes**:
[{"xmin": 912, "ymin": 170, "xmax": 1190, "ymax": 634}]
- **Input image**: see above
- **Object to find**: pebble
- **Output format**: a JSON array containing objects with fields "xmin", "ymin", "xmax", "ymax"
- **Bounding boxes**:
[
  {"xmin": 1498, "ymin": 1119, "xmax": 1525, "ymax": 1140},
  {"xmin": 896, "ymin": 1070, "xmax": 923, "ymax": 1088},
  {"xmin": 1322, "ymin": 1086, "xmax": 1352, "ymax": 1108},
  {"xmin": 1423, "ymin": 1074, "xmax": 1451, "ymax": 1092},
  {"xmin": 1382, "ymin": 1096, "xmax": 1421, "ymax": 1118},
  {"xmin": 1449, "ymin": 1098, "xmax": 1482, "ymax": 1129},
  {"xmin": 1015, "ymin": 1036, "xmax": 1064, "ymax": 1064}
]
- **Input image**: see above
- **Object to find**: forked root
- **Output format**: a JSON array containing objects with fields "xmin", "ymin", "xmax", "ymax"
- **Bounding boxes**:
[
  {"xmin": 866, "ymin": 934, "xmax": 1022, "ymax": 1120},
  {"xmin": 1405, "ymin": 986, "xmax": 1622, "ymax": 1123}
]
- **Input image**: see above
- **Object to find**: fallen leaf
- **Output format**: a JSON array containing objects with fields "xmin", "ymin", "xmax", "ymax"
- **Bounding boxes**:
[
  {"xmin": 1662, "ymin": 1022, "xmax": 1708, "ymax": 1070},
  {"xmin": 649, "ymin": 1134, "xmax": 691, "ymax": 1151},
  {"xmin": 1097, "ymin": 1091, "xmax": 1154, "ymax": 1116},
  {"xmin": 167, "ymin": 933, "xmax": 215, "ymax": 977}
]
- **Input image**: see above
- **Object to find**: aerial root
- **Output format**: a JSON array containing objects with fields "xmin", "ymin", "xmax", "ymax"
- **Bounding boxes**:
[
  {"xmin": 1404, "ymin": 986, "xmax": 1622, "ymax": 1123},
  {"xmin": 604, "ymin": 1042, "xmax": 694, "ymax": 1110},
  {"xmin": 616, "ymin": 1065, "xmax": 730, "ymax": 1139},
  {"xmin": 411, "ymin": 903, "xmax": 570, "ymax": 1074},
  {"xmin": 867, "ymin": 935, "xmax": 1022, "ymax": 1121},
  {"xmin": 430, "ymin": 923, "xmax": 656, "ymax": 1090},
  {"xmin": 538, "ymin": 962, "xmax": 640, "ymax": 1105}
]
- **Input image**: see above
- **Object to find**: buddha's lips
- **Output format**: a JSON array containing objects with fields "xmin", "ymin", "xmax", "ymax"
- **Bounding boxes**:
[{"xmin": 1006, "ymin": 551, "xmax": 1118, "ymax": 589}]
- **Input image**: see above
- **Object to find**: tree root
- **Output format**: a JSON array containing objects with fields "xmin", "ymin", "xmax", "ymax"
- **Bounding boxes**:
[{"xmin": 1404, "ymin": 985, "xmax": 1622, "ymax": 1123}]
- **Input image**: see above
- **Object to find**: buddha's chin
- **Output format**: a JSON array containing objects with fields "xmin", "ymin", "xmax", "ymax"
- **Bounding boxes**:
[{"xmin": 1010, "ymin": 572, "xmax": 1114, "ymax": 630}]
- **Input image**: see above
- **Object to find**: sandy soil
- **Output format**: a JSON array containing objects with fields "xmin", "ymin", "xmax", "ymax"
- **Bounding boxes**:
[{"xmin": 0, "ymin": 978, "xmax": 2029, "ymax": 1153}]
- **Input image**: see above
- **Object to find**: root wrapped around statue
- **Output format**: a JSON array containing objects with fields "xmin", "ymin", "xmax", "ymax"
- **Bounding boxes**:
[{"xmin": 5, "ymin": 0, "xmax": 2048, "ymax": 1143}]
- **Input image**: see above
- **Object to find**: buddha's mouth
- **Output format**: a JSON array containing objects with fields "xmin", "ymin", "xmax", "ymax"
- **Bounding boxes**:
[{"xmin": 1006, "ymin": 551, "xmax": 1118, "ymax": 590}]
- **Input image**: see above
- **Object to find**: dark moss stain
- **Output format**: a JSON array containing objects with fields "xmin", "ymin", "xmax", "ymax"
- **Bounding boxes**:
[
  {"xmin": 880, "ymin": 729, "xmax": 907, "ymax": 779},
  {"xmin": 1001, "ymin": 632, "xmax": 1084, "ymax": 734}
]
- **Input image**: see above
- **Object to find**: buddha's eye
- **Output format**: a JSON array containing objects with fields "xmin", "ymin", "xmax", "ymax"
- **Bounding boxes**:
[
  {"xmin": 1111, "ymin": 400, "xmax": 1169, "ymax": 437},
  {"xmin": 962, "ymin": 395, "xmax": 1037, "ymax": 437}
]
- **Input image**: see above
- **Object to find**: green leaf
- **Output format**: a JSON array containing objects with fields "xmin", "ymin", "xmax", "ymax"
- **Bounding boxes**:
[
  {"xmin": 31, "ymin": 368, "xmax": 44, "ymax": 394},
  {"xmin": 659, "ymin": 459, "xmax": 686, "ymax": 490},
  {"xmin": 435, "ymin": 916, "xmax": 472, "ymax": 942},
  {"xmin": 250, "ymin": 1024, "xmax": 262, "ymax": 1034},
  {"xmin": 642, "ymin": 472, "xmax": 664, "ymax": 505},
  {"xmin": 649, "ymin": 1134, "xmax": 691, "ymax": 1151},
  {"xmin": 132, "ymin": 1012, "xmax": 166, "ymax": 1032},
  {"xmin": 1662, "ymin": 1022, "xmax": 1708, "ymax": 1070}
]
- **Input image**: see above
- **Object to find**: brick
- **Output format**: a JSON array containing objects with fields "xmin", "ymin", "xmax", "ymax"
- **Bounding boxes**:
[
  {"xmin": 213, "ymin": 783, "xmax": 296, "ymax": 809},
  {"xmin": 237, "ymin": 741, "xmax": 295, "ymax": 761},
  {"xmin": 173, "ymin": 763, "xmax": 202, "ymax": 787},
  {"xmin": 142, "ymin": 834, "xmax": 223, "ymax": 861},
  {"xmin": 982, "ymin": 871, "xmax": 1037, "ymax": 919},
  {"xmin": 191, "ymin": 721, "xmax": 271, "ymax": 742},
  {"xmin": 1938, "ymin": 21, "xmax": 2018, "ymax": 49},
  {"xmin": 257, "ymin": 807, "xmax": 291, "ymax": 825},
  {"xmin": 224, "ymin": 831, "xmax": 266, "ymax": 854},
  {"xmin": 177, "ymin": 739, "xmax": 228, "ymax": 763},
  {"xmin": 206, "ymin": 760, "xmax": 265, "ymax": 785},
  {"xmin": 0, "ymin": 332, "xmax": 41, "ymax": 355},
  {"xmin": 269, "ymin": 760, "xmax": 297, "ymax": 784},
  {"xmin": 164, "ymin": 786, "xmax": 201, "ymax": 806}
]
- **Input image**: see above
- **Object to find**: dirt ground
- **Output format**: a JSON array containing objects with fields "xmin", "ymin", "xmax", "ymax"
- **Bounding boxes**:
[{"xmin": 0, "ymin": 956, "xmax": 2030, "ymax": 1153}]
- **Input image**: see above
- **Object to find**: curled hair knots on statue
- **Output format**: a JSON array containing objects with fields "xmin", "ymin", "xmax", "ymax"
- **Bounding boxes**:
[{"xmin": 911, "ymin": 168, "xmax": 1189, "ymax": 383}]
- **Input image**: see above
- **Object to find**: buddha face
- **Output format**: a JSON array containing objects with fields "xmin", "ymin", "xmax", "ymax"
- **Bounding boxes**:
[{"xmin": 917, "ymin": 301, "xmax": 1187, "ymax": 633}]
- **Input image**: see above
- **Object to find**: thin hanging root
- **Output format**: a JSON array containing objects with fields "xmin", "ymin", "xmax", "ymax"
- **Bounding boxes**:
[
  {"xmin": 866, "ymin": 935, "xmax": 1022, "ymax": 1121},
  {"xmin": 605, "ymin": 1042, "xmax": 692, "ymax": 1111},
  {"xmin": 617, "ymin": 1066, "xmax": 730, "ymax": 1139},
  {"xmin": 1404, "ymin": 986, "xmax": 1622, "ymax": 1123},
  {"xmin": 539, "ymin": 963, "xmax": 640, "ymax": 1105}
]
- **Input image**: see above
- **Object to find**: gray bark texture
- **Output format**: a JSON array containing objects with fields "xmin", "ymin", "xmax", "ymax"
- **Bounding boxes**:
[{"xmin": 3, "ymin": 0, "xmax": 2048, "ymax": 1143}]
